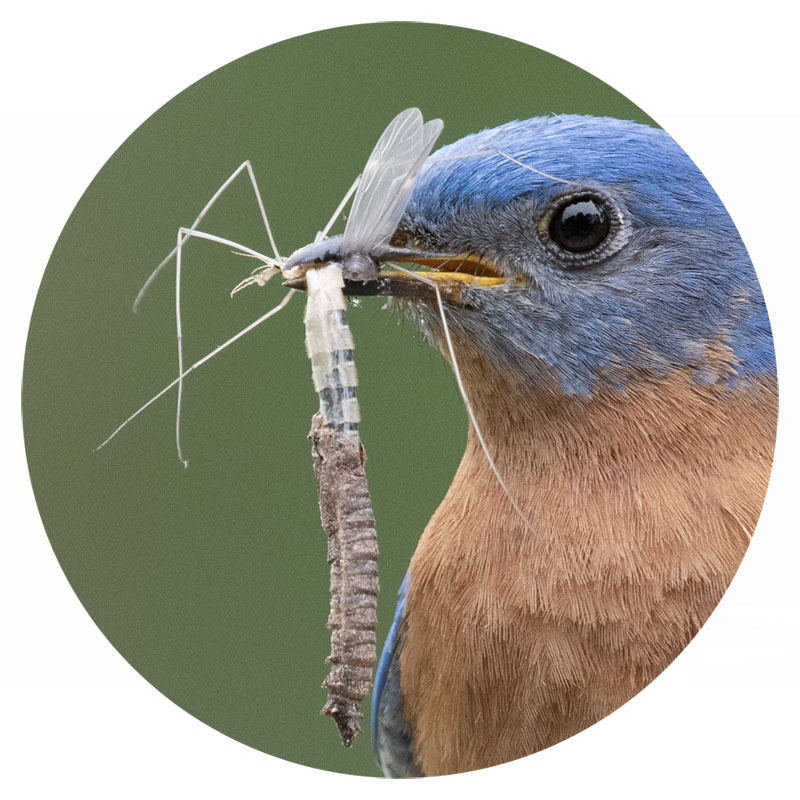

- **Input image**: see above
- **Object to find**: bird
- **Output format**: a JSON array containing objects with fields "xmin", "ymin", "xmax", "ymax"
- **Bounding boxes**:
[{"xmin": 310, "ymin": 114, "xmax": 778, "ymax": 777}]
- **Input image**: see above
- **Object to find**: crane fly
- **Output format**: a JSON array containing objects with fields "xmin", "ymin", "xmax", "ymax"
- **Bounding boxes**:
[
  {"xmin": 95, "ymin": 106, "xmax": 536, "ymax": 747},
  {"xmin": 283, "ymin": 108, "xmax": 443, "ymax": 744},
  {"xmin": 286, "ymin": 108, "xmax": 444, "ymax": 438}
]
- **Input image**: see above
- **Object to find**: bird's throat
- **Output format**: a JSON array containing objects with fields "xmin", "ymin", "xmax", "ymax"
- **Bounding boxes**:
[{"xmin": 399, "ymin": 357, "xmax": 776, "ymax": 775}]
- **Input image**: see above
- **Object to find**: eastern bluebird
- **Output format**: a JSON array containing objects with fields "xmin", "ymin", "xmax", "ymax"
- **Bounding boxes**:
[{"xmin": 331, "ymin": 115, "xmax": 776, "ymax": 777}]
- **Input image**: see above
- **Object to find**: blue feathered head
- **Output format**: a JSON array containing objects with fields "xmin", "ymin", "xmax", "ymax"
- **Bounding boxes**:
[{"xmin": 385, "ymin": 115, "xmax": 774, "ymax": 395}]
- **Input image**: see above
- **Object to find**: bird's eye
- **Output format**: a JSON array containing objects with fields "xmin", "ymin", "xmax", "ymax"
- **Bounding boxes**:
[
  {"xmin": 548, "ymin": 196, "xmax": 610, "ymax": 253},
  {"xmin": 537, "ymin": 189, "xmax": 628, "ymax": 268}
]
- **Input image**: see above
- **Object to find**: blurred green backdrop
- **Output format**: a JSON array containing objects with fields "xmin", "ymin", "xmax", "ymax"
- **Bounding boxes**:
[{"xmin": 23, "ymin": 23, "xmax": 654, "ymax": 776}]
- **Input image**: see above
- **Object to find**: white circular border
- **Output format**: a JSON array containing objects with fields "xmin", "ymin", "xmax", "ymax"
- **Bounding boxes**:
[{"xmin": 3, "ymin": 5, "xmax": 797, "ymax": 798}]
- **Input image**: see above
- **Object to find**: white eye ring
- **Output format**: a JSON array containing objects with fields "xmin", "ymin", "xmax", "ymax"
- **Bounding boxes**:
[{"xmin": 538, "ymin": 188, "xmax": 630, "ymax": 269}]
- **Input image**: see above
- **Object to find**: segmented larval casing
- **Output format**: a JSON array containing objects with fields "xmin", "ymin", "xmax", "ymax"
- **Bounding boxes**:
[{"xmin": 304, "ymin": 264, "xmax": 360, "ymax": 439}]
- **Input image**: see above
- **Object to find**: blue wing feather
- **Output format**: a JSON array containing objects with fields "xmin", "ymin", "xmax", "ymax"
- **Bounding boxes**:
[{"xmin": 372, "ymin": 572, "xmax": 423, "ymax": 777}]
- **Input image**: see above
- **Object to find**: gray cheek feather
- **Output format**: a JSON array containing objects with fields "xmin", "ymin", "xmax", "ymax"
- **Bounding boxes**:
[{"xmin": 395, "ymin": 222, "xmax": 767, "ymax": 397}]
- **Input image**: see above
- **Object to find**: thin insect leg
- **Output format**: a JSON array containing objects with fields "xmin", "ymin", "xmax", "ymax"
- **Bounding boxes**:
[
  {"xmin": 230, "ymin": 265, "xmax": 280, "ymax": 297},
  {"xmin": 175, "ymin": 228, "xmax": 189, "ymax": 467},
  {"xmin": 244, "ymin": 161, "xmax": 281, "ymax": 260},
  {"xmin": 134, "ymin": 161, "xmax": 250, "ymax": 311},
  {"xmin": 428, "ymin": 148, "xmax": 580, "ymax": 187},
  {"xmin": 388, "ymin": 263, "xmax": 534, "ymax": 531},
  {"xmin": 318, "ymin": 174, "xmax": 361, "ymax": 241},
  {"xmin": 171, "ymin": 228, "xmax": 278, "ymax": 263},
  {"xmin": 156, "ymin": 228, "xmax": 283, "ymax": 297},
  {"xmin": 452, "ymin": 256, "xmax": 470, "ymax": 276},
  {"xmin": 94, "ymin": 290, "xmax": 295, "ymax": 453},
  {"xmin": 171, "ymin": 226, "xmax": 283, "ymax": 467},
  {"xmin": 134, "ymin": 161, "xmax": 281, "ymax": 312}
]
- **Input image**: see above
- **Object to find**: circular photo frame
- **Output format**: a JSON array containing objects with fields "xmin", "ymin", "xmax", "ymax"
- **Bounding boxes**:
[{"xmin": 22, "ymin": 22, "xmax": 776, "ymax": 778}]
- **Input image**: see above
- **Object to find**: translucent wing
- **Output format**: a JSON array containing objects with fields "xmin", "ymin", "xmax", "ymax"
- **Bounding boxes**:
[{"xmin": 341, "ymin": 108, "xmax": 443, "ymax": 257}]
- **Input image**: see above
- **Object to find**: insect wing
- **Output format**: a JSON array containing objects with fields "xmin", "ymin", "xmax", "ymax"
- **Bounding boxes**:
[{"xmin": 341, "ymin": 108, "xmax": 443, "ymax": 257}]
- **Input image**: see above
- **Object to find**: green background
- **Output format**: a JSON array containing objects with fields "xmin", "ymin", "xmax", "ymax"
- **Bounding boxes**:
[{"xmin": 23, "ymin": 23, "xmax": 654, "ymax": 776}]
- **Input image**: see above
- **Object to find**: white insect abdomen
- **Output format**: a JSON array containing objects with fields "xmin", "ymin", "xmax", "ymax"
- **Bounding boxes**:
[{"xmin": 304, "ymin": 264, "xmax": 360, "ymax": 439}]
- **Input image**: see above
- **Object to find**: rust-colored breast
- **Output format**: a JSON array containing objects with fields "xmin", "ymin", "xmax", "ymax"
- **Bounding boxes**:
[{"xmin": 400, "ymin": 371, "xmax": 777, "ymax": 776}]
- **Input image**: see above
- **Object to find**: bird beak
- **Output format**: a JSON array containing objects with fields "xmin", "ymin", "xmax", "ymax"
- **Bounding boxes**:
[{"xmin": 282, "ymin": 237, "xmax": 505, "ymax": 302}]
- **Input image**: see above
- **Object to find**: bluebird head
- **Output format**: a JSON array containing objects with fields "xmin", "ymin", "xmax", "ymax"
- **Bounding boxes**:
[{"xmin": 353, "ymin": 115, "xmax": 775, "ymax": 396}]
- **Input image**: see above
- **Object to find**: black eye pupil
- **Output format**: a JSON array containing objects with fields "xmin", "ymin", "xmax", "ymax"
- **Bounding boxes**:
[{"xmin": 549, "ymin": 197, "xmax": 610, "ymax": 253}]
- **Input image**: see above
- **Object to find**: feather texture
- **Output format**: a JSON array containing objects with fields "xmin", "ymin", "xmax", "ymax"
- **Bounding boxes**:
[
  {"xmin": 399, "ymin": 365, "xmax": 776, "ymax": 775},
  {"xmin": 370, "ymin": 114, "xmax": 777, "ymax": 776}
]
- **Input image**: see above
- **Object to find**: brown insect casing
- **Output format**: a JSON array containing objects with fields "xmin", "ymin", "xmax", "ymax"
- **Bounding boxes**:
[{"xmin": 309, "ymin": 413, "xmax": 379, "ymax": 746}]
